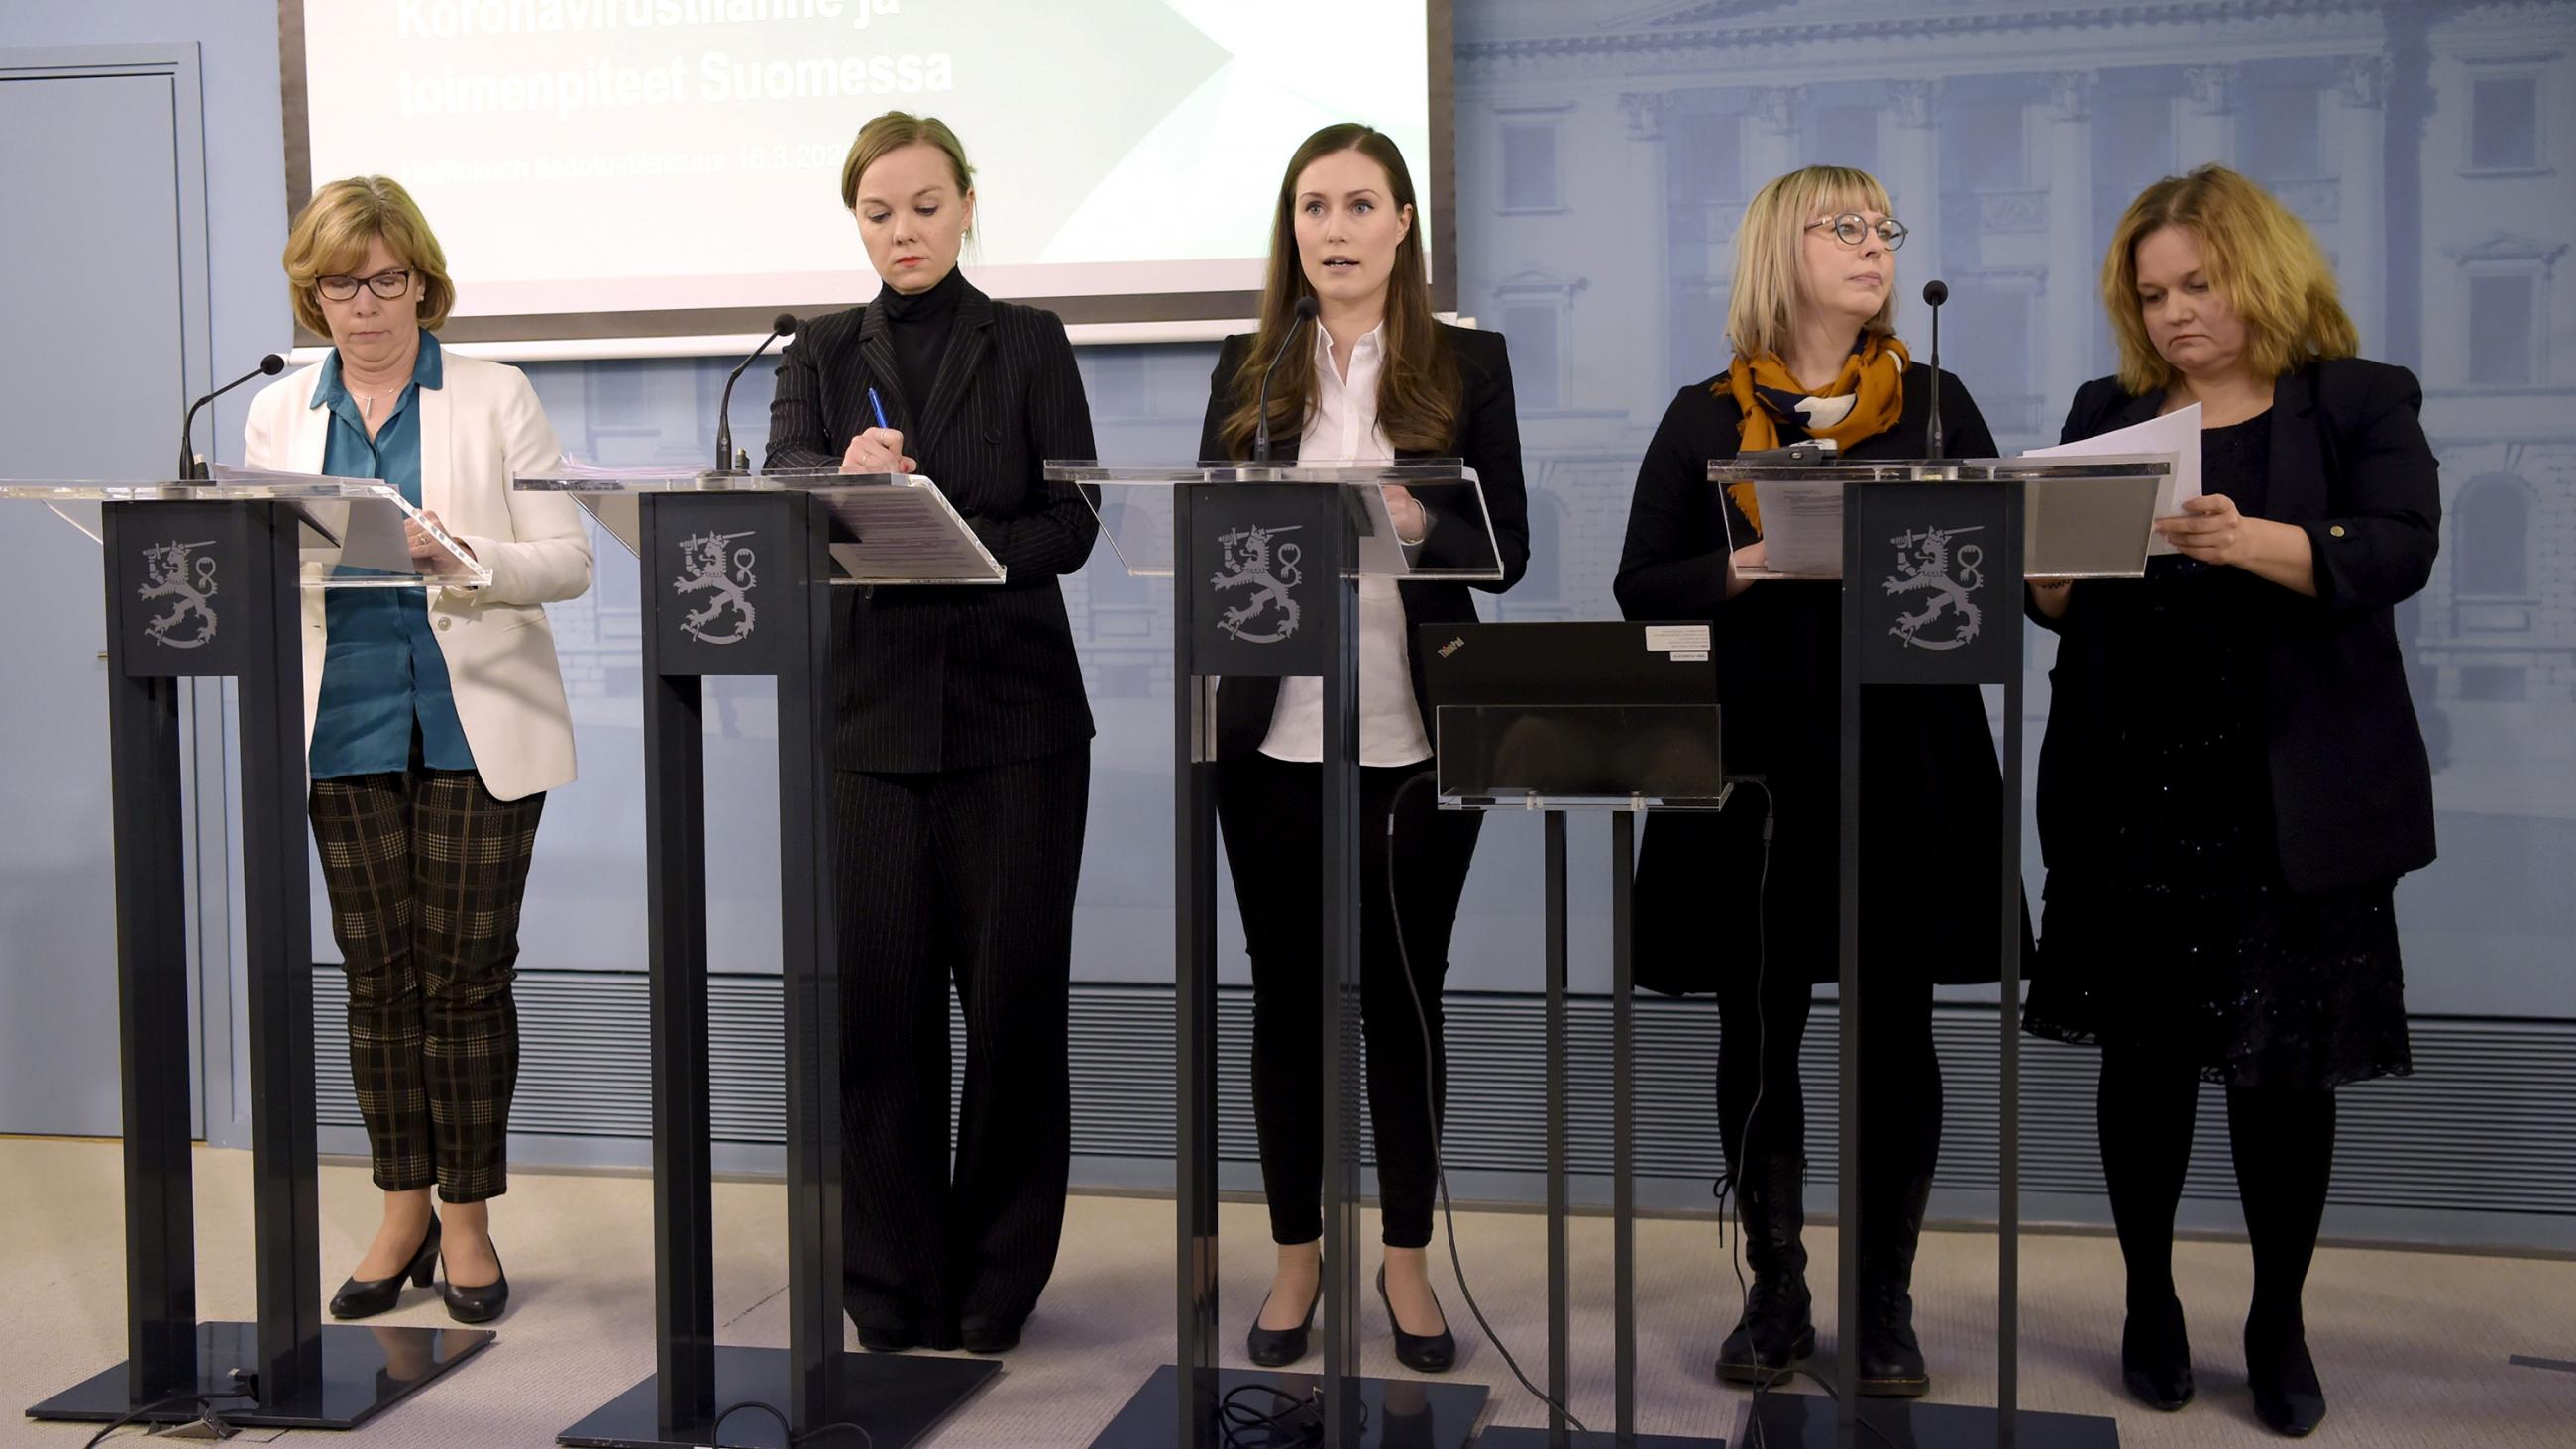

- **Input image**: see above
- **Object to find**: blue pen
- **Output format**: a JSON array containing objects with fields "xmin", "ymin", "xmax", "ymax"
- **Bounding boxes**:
[{"xmin": 867, "ymin": 386, "xmax": 890, "ymax": 431}]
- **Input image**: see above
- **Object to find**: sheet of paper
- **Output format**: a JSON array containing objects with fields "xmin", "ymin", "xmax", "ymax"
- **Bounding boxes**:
[
  {"xmin": 1748, "ymin": 480, "xmax": 1851, "ymax": 576},
  {"xmin": 2020, "ymin": 403, "xmax": 2201, "ymax": 556},
  {"xmin": 543, "ymin": 455, "xmax": 703, "ymax": 480},
  {"xmin": 209, "ymin": 464, "xmax": 453, "ymax": 571}
]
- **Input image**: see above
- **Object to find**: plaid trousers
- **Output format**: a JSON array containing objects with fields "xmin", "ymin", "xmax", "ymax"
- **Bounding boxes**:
[{"xmin": 309, "ymin": 755, "xmax": 545, "ymax": 1203}]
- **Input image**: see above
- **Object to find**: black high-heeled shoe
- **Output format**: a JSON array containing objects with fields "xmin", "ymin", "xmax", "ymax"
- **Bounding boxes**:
[
  {"xmin": 441, "ymin": 1242, "xmax": 509, "ymax": 1324},
  {"xmin": 2122, "ymin": 1294, "xmax": 2196, "ymax": 1411},
  {"xmin": 1246, "ymin": 1276, "xmax": 1322, "ymax": 1368},
  {"xmin": 1377, "ymin": 1265, "xmax": 1455, "ymax": 1374},
  {"xmin": 330, "ymin": 1214, "xmax": 441, "ymax": 1320},
  {"xmin": 2245, "ymin": 1315, "xmax": 2326, "ymax": 1437}
]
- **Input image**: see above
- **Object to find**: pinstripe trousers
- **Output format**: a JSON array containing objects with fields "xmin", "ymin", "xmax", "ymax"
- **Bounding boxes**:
[{"xmin": 833, "ymin": 744, "xmax": 1090, "ymax": 1337}]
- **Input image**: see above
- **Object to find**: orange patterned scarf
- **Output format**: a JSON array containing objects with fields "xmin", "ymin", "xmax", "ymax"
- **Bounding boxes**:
[{"xmin": 1720, "ymin": 335, "xmax": 1910, "ymax": 528}]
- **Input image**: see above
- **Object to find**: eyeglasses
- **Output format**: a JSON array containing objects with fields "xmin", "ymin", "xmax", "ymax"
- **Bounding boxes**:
[
  {"xmin": 1807, "ymin": 213, "xmax": 1908, "ymax": 250},
  {"xmin": 316, "ymin": 269, "xmax": 413, "ymax": 302}
]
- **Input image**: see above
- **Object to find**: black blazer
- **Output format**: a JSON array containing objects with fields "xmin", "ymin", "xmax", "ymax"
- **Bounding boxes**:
[
  {"xmin": 1194, "ymin": 323, "xmax": 1530, "ymax": 760},
  {"xmin": 767, "ymin": 277, "xmax": 1100, "ymax": 773},
  {"xmin": 1615, "ymin": 363, "xmax": 2021, "ymax": 989},
  {"xmin": 2033, "ymin": 357, "xmax": 2439, "ymax": 892}
]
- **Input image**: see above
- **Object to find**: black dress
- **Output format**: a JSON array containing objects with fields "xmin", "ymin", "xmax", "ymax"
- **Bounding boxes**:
[
  {"xmin": 1616, "ymin": 363, "xmax": 2022, "ymax": 991},
  {"xmin": 2023, "ymin": 412, "xmax": 2413, "ymax": 1089}
]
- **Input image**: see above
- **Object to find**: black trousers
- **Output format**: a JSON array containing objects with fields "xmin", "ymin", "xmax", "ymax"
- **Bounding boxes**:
[
  {"xmin": 1716, "ymin": 955, "xmax": 1943, "ymax": 1202},
  {"xmin": 1217, "ymin": 753, "xmax": 1483, "ymax": 1249},
  {"xmin": 309, "ymin": 754, "xmax": 544, "ymax": 1204},
  {"xmin": 833, "ymin": 744, "xmax": 1089, "ymax": 1333}
]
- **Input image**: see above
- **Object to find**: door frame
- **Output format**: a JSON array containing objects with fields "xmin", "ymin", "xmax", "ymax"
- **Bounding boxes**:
[{"xmin": 0, "ymin": 43, "xmax": 238, "ymax": 1147}]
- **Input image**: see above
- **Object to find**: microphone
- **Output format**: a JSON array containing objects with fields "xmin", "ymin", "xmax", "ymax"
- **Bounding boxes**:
[
  {"xmin": 1253, "ymin": 295, "xmax": 1321, "ymax": 463},
  {"xmin": 1921, "ymin": 279, "xmax": 1948, "ymax": 461},
  {"xmin": 716, "ymin": 312, "xmax": 798, "ymax": 473},
  {"xmin": 180, "ymin": 353, "xmax": 285, "ymax": 480}
]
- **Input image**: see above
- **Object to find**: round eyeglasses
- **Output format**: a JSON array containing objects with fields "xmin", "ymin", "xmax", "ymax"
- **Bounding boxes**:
[
  {"xmin": 1807, "ymin": 213, "xmax": 1908, "ymax": 250},
  {"xmin": 316, "ymin": 268, "xmax": 414, "ymax": 302}
]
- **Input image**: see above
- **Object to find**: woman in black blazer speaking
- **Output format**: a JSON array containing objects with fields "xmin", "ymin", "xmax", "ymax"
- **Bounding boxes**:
[
  {"xmin": 1197, "ymin": 123, "xmax": 1527, "ymax": 1374},
  {"xmin": 766, "ymin": 111, "xmax": 1100, "ymax": 1357},
  {"xmin": 2024, "ymin": 166, "xmax": 2437, "ymax": 1436}
]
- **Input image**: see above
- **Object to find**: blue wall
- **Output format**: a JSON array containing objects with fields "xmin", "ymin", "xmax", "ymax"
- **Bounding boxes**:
[{"xmin": 6, "ymin": 0, "xmax": 2572, "ymax": 1145}]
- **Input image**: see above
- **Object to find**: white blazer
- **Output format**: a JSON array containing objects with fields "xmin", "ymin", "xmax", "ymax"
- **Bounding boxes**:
[{"xmin": 243, "ymin": 349, "xmax": 592, "ymax": 802}]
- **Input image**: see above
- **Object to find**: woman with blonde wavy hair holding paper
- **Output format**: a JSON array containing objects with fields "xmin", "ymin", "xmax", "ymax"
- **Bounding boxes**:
[
  {"xmin": 2024, "ymin": 165, "xmax": 2437, "ymax": 1437},
  {"xmin": 1615, "ymin": 164, "xmax": 2014, "ymax": 1399}
]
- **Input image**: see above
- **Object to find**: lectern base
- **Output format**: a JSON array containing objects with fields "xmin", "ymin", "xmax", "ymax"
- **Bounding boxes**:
[
  {"xmin": 1087, "ymin": 1364, "xmax": 1489, "ymax": 1449},
  {"xmin": 1478, "ymin": 1425, "xmax": 1721, "ymax": 1447},
  {"xmin": 26, "ymin": 1321, "xmax": 494, "ymax": 1430},
  {"xmin": 1743, "ymin": 1395, "xmax": 2119, "ymax": 1449},
  {"xmin": 557, "ymin": 1346, "xmax": 998, "ymax": 1449}
]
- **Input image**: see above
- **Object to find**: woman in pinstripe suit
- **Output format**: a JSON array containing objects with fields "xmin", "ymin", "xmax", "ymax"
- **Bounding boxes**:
[{"xmin": 764, "ymin": 111, "xmax": 1100, "ymax": 1356}]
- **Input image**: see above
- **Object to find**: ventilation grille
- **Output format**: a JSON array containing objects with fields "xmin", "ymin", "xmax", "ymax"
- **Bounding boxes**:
[{"xmin": 312, "ymin": 973, "xmax": 2576, "ymax": 1220}]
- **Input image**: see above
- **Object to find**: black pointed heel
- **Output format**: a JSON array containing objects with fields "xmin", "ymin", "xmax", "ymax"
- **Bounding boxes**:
[
  {"xmin": 2246, "ymin": 1316, "xmax": 2325, "ymax": 1437},
  {"xmin": 441, "ymin": 1242, "xmax": 509, "ymax": 1324},
  {"xmin": 1246, "ymin": 1275, "xmax": 1322, "ymax": 1368},
  {"xmin": 2122, "ymin": 1294, "xmax": 2195, "ymax": 1411},
  {"xmin": 329, "ymin": 1214, "xmax": 441, "ymax": 1320},
  {"xmin": 1377, "ymin": 1265, "xmax": 1456, "ymax": 1374}
]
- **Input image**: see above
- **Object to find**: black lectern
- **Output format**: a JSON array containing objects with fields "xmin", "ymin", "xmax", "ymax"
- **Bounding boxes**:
[
  {"xmin": 1044, "ymin": 460, "xmax": 1503, "ymax": 1449},
  {"xmin": 519, "ymin": 466, "xmax": 1008, "ymax": 1449},
  {"xmin": 1712, "ymin": 455, "xmax": 2167, "ymax": 1449},
  {"xmin": 9, "ymin": 476, "xmax": 495, "ymax": 1432}
]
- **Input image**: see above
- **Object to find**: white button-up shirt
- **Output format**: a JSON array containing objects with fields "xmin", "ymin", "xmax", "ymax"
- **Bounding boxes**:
[{"xmin": 1259, "ymin": 323, "xmax": 1433, "ymax": 767}]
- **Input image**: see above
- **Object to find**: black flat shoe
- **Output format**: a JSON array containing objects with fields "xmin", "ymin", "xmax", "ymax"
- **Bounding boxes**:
[
  {"xmin": 441, "ymin": 1243, "xmax": 509, "ymax": 1324},
  {"xmin": 1246, "ymin": 1278, "xmax": 1321, "ymax": 1368},
  {"xmin": 2246, "ymin": 1317, "xmax": 2326, "ymax": 1437},
  {"xmin": 1377, "ymin": 1266, "xmax": 1456, "ymax": 1375},
  {"xmin": 2122, "ymin": 1295, "xmax": 2195, "ymax": 1411},
  {"xmin": 330, "ymin": 1214, "xmax": 441, "ymax": 1320},
  {"xmin": 960, "ymin": 1317, "xmax": 1022, "ymax": 1355},
  {"xmin": 858, "ymin": 1323, "xmax": 923, "ymax": 1353}
]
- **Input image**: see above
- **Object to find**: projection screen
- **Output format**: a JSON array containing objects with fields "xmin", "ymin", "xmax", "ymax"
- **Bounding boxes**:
[{"xmin": 280, "ymin": 0, "xmax": 1453, "ymax": 353}]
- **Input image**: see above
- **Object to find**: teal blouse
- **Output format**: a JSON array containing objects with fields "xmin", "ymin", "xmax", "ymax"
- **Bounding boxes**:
[{"xmin": 307, "ymin": 330, "xmax": 476, "ymax": 777}]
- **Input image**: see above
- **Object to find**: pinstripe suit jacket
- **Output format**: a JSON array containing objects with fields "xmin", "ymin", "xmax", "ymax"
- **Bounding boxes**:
[
  {"xmin": 767, "ymin": 276, "xmax": 1100, "ymax": 773},
  {"xmin": 1196, "ymin": 323, "xmax": 1531, "ymax": 760}
]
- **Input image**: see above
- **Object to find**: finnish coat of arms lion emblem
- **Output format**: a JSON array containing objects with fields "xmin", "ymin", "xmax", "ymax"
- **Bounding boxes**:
[
  {"xmin": 1211, "ymin": 523, "xmax": 1303, "ymax": 644},
  {"xmin": 1882, "ymin": 524, "xmax": 1985, "ymax": 651},
  {"xmin": 139, "ymin": 540, "xmax": 219, "ymax": 650},
  {"xmin": 675, "ymin": 529, "xmax": 757, "ymax": 645}
]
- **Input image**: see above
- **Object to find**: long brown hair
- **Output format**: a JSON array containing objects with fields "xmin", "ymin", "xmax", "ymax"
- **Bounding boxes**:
[{"xmin": 1218, "ymin": 124, "xmax": 1458, "ymax": 460}]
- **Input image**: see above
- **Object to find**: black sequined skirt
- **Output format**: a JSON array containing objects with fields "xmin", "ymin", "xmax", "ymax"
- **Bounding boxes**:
[{"xmin": 2025, "ymin": 871, "xmax": 2413, "ymax": 1089}]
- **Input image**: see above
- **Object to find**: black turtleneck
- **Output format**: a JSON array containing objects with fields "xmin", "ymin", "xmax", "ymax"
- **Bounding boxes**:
[{"xmin": 875, "ymin": 264, "xmax": 966, "ymax": 422}]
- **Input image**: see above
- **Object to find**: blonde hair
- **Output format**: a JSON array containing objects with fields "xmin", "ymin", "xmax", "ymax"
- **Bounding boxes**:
[
  {"xmin": 840, "ymin": 110, "xmax": 974, "ymax": 229},
  {"xmin": 1726, "ymin": 165, "xmax": 1899, "ymax": 362},
  {"xmin": 282, "ymin": 176, "xmax": 454, "ymax": 335},
  {"xmin": 2102, "ymin": 164, "xmax": 2358, "ymax": 394}
]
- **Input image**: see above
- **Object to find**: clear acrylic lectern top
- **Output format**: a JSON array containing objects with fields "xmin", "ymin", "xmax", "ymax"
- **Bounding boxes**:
[
  {"xmin": 513, "ymin": 466, "xmax": 1004, "ymax": 584},
  {"xmin": 1039, "ymin": 460, "xmax": 1504, "ymax": 581},
  {"xmin": 1, "ymin": 471, "xmax": 490, "ymax": 587},
  {"xmin": 1709, "ymin": 455, "xmax": 2172, "ymax": 581}
]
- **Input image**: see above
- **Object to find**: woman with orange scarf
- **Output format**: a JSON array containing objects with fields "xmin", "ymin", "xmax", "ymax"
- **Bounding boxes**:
[{"xmin": 1615, "ymin": 166, "xmax": 2018, "ymax": 1398}]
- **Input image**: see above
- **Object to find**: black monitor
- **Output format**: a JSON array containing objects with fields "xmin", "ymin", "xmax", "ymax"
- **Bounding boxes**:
[{"xmin": 1417, "ymin": 621, "xmax": 1726, "ymax": 808}]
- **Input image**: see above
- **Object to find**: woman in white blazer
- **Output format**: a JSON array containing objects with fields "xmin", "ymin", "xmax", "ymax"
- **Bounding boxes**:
[{"xmin": 243, "ymin": 176, "xmax": 590, "ymax": 1325}]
